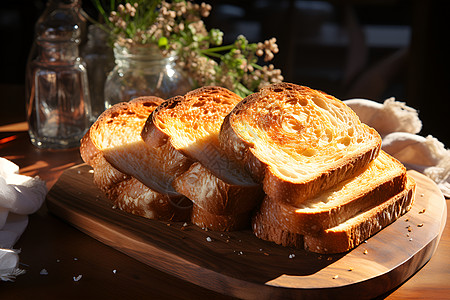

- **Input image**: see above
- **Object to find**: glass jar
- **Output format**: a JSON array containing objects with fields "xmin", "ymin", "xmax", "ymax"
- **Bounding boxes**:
[
  {"xmin": 81, "ymin": 24, "xmax": 114, "ymax": 122},
  {"xmin": 25, "ymin": 0, "xmax": 91, "ymax": 149},
  {"xmin": 104, "ymin": 43, "xmax": 193, "ymax": 108}
]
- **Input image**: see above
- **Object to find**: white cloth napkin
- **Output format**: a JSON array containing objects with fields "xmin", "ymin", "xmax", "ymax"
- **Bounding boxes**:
[
  {"xmin": 344, "ymin": 98, "xmax": 450, "ymax": 198},
  {"xmin": 0, "ymin": 157, "xmax": 47, "ymax": 281}
]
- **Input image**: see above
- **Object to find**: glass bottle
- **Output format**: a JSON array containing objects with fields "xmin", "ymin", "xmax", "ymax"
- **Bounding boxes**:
[
  {"xmin": 104, "ymin": 43, "xmax": 193, "ymax": 108},
  {"xmin": 81, "ymin": 24, "xmax": 114, "ymax": 122},
  {"xmin": 26, "ymin": 0, "xmax": 87, "ymax": 76},
  {"xmin": 25, "ymin": 0, "xmax": 91, "ymax": 149}
]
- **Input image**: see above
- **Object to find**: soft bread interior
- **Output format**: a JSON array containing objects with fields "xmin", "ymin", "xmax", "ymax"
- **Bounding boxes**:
[
  {"xmin": 90, "ymin": 98, "xmax": 185, "ymax": 195},
  {"xmin": 296, "ymin": 151, "xmax": 405, "ymax": 211},
  {"xmin": 231, "ymin": 85, "xmax": 381, "ymax": 183},
  {"xmin": 153, "ymin": 86, "xmax": 256, "ymax": 186}
]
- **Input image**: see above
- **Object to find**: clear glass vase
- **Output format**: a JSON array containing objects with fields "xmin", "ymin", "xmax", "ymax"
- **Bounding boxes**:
[
  {"xmin": 104, "ymin": 43, "xmax": 193, "ymax": 108},
  {"xmin": 25, "ymin": 0, "xmax": 91, "ymax": 150}
]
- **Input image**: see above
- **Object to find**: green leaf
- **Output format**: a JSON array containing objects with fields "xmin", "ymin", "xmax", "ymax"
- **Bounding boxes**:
[{"xmin": 158, "ymin": 37, "xmax": 168, "ymax": 48}]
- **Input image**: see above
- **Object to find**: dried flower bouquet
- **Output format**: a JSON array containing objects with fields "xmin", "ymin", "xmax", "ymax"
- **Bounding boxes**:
[{"xmin": 90, "ymin": 0, "xmax": 283, "ymax": 97}]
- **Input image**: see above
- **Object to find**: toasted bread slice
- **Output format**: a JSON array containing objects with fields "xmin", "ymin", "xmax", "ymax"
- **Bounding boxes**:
[
  {"xmin": 303, "ymin": 175, "xmax": 415, "ymax": 253},
  {"xmin": 141, "ymin": 86, "xmax": 264, "ymax": 230},
  {"xmin": 256, "ymin": 151, "xmax": 406, "ymax": 235},
  {"xmin": 172, "ymin": 162, "xmax": 263, "ymax": 215},
  {"xmin": 252, "ymin": 175, "xmax": 415, "ymax": 253},
  {"xmin": 89, "ymin": 97, "xmax": 193, "ymax": 196},
  {"xmin": 80, "ymin": 128, "xmax": 130, "ymax": 194},
  {"xmin": 80, "ymin": 125, "xmax": 191, "ymax": 221},
  {"xmin": 220, "ymin": 83, "xmax": 382, "ymax": 205}
]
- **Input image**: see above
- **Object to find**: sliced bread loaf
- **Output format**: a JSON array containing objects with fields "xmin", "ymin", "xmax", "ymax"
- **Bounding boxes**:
[
  {"xmin": 252, "ymin": 174, "xmax": 415, "ymax": 253},
  {"xmin": 141, "ymin": 86, "xmax": 264, "ymax": 230},
  {"xmin": 220, "ymin": 83, "xmax": 382, "ymax": 205},
  {"xmin": 89, "ymin": 96, "xmax": 193, "ymax": 196},
  {"xmin": 256, "ymin": 151, "xmax": 406, "ymax": 235},
  {"xmin": 80, "ymin": 107, "xmax": 192, "ymax": 221},
  {"xmin": 303, "ymin": 175, "xmax": 415, "ymax": 253}
]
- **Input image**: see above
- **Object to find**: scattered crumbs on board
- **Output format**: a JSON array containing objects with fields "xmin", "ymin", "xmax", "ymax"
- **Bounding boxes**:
[{"xmin": 73, "ymin": 274, "xmax": 82, "ymax": 282}]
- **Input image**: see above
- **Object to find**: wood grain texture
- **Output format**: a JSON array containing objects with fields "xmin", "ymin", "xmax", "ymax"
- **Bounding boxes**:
[{"xmin": 46, "ymin": 165, "xmax": 446, "ymax": 300}]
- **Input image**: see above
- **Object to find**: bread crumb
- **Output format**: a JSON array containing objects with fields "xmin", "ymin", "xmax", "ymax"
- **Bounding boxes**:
[
  {"xmin": 348, "ymin": 267, "xmax": 353, "ymax": 271},
  {"xmin": 404, "ymin": 218, "xmax": 409, "ymax": 222},
  {"xmin": 73, "ymin": 257, "xmax": 78, "ymax": 261},
  {"xmin": 112, "ymin": 269, "xmax": 117, "ymax": 274},
  {"xmin": 40, "ymin": 269, "xmax": 48, "ymax": 275},
  {"xmin": 264, "ymin": 252, "xmax": 269, "ymax": 256},
  {"xmin": 417, "ymin": 223, "xmax": 424, "ymax": 227},
  {"xmin": 206, "ymin": 236, "xmax": 212, "ymax": 242},
  {"xmin": 327, "ymin": 257, "xmax": 333, "ymax": 261},
  {"xmin": 419, "ymin": 209, "xmax": 426, "ymax": 214},
  {"xmin": 289, "ymin": 254, "xmax": 295, "ymax": 259},
  {"xmin": 409, "ymin": 238, "xmax": 413, "ymax": 241},
  {"xmin": 88, "ymin": 169, "xmax": 94, "ymax": 174},
  {"xmin": 363, "ymin": 249, "xmax": 368, "ymax": 255},
  {"xmin": 73, "ymin": 274, "xmax": 82, "ymax": 281},
  {"xmin": 407, "ymin": 226, "xmax": 412, "ymax": 232},
  {"xmin": 333, "ymin": 275, "xmax": 339, "ymax": 279}
]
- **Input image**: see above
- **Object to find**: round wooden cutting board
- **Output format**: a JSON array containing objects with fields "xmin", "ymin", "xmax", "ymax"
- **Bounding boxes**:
[{"xmin": 47, "ymin": 166, "xmax": 447, "ymax": 299}]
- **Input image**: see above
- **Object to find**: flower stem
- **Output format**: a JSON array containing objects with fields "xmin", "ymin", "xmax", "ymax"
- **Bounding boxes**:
[{"xmin": 200, "ymin": 44, "xmax": 234, "ymax": 54}]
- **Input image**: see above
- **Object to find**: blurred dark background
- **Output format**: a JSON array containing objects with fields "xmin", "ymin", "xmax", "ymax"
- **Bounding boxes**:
[{"xmin": 0, "ymin": 0, "xmax": 448, "ymax": 146}]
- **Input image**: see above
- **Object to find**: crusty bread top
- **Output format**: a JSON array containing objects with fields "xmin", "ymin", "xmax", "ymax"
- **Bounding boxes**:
[
  {"xmin": 295, "ymin": 151, "xmax": 405, "ymax": 211},
  {"xmin": 92, "ymin": 96, "xmax": 163, "ymax": 150},
  {"xmin": 151, "ymin": 86, "xmax": 241, "ymax": 151},
  {"xmin": 90, "ymin": 96, "xmax": 192, "ymax": 196},
  {"xmin": 256, "ymin": 150, "xmax": 407, "ymax": 235},
  {"xmin": 142, "ymin": 86, "xmax": 255, "ymax": 186},
  {"xmin": 220, "ymin": 83, "xmax": 382, "ymax": 203}
]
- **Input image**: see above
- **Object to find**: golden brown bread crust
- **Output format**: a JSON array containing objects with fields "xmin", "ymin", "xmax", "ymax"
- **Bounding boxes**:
[
  {"xmin": 172, "ymin": 162, "xmax": 263, "ymax": 215},
  {"xmin": 80, "ymin": 130, "xmax": 130, "ymax": 195},
  {"xmin": 142, "ymin": 86, "xmax": 243, "ymax": 168},
  {"xmin": 90, "ymin": 96, "xmax": 192, "ymax": 196},
  {"xmin": 141, "ymin": 86, "xmax": 263, "ymax": 230},
  {"xmin": 219, "ymin": 82, "xmax": 382, "ymax": 205},
  {"xmin": 80, "ymin": 96, "xmax": 192, "ymax": 221},
  {"xmin": 304, "ymin": 175, "xmax": 415, "ymax": 253},
  {"xmin": 110, "ymin": 177, "xmax": 192, "ymax": 221},
  {"xmin": 257, "ymin": 151, "xmax": 407, "ymax": 235},
  {"xmin": 252, "ymin": 175, "xmax": 415, "ymax": 254}
]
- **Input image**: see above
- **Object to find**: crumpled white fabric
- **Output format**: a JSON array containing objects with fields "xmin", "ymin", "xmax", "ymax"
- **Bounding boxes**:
[
  {"xmin": 344, "ymin": 97, "xmax": 450, "ymax": 197},
  {"xmin": 0, "ymin": 157, "xmax": 47, "ymax": 281}
]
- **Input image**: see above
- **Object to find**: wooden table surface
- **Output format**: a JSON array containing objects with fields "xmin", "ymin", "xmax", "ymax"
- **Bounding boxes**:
[{"xmin": 0, "ymin": 122, "xmax": 449, "ymax": 299}]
